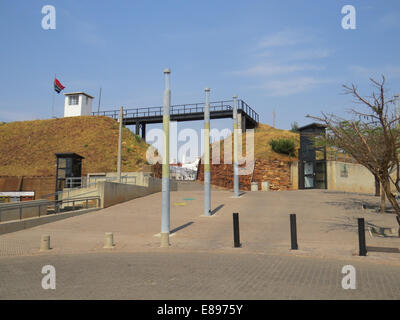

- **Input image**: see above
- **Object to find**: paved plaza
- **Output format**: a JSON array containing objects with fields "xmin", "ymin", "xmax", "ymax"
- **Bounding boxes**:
[{"xmin": 1, "ymin": 188, "xmax": 400, "ymax": 299}]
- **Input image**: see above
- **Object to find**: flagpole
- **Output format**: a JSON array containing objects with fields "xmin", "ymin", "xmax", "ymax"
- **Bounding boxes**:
[
  {"xmin": 52, "ymin": 74, "xmax": 56, "ymax": 118},
  {"xmin": 98, "ymin": 87, "xmax": 102, "ymax": 113}
]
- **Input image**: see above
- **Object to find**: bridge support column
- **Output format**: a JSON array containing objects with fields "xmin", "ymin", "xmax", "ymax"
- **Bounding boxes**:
[
  {"xmin": 135, "ymin": 121, "xmax": 140, "ymax": 136},
  {"xmin": 141, "ymin": 123, "xmax": 146, "ymax": 140},
  {"xmin": 241, "ymin": 114, "xmax": 246, "ymax": 133}
]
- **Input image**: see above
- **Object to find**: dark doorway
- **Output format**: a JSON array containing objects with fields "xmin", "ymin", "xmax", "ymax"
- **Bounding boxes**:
[{"xmin": 55, "ymin": 153, "xmax": 84, "ymax": 192}]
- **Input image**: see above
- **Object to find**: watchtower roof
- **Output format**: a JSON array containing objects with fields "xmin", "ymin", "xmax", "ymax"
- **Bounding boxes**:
[
  {"xmin": 63, "ymin": 92, "xmax": 94, "ymax": 99},
  {"xmin": 54, "ymin": 152, "xmax": 85, "ymax": 159}
]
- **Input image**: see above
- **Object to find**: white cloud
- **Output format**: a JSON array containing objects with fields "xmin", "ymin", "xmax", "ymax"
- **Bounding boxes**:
[
  {"xmin": 258, "ymin": 29, "xmax": 313, "ymax": 48},
  {"xmin": 258, "ymin": 77, "xmax": 331, "ymax": 97},
  {"xmin": 234, "ymin": 63, "xmax": 324, "ymax": 77},
  {"xmin": 232, "ymin": 29, "xmax": 332, "ymax": 96},
  {"xmin": 254, "ymin": 47, "xmax": 332, "ymax": 62},
  {"xmin": 287, "ymin": 48, "xmax": 332, "ymax": 61}
]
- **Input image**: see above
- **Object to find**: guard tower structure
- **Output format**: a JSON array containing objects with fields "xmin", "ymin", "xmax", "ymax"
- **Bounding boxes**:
[
  {"xmin": 298, "ymin": 123, "xmax": 327, "ymax": 189},
  {"xmin": 55, "ymin": 153, "xmax": 85, "ymax": 192},
  {"xmin": 64, "ymin": 92, "xmax": 94, "ymax": 117}
]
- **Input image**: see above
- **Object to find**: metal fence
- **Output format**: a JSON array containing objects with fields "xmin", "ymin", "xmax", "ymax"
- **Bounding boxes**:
[
  {"xmin": 327, "ymin": 151, "xmax": 357, "ymax": 163},
  {"xmin": 41, "ymin": 176, "xmax": 138, "ymax": 201},
  {"xmin": 0, "ymin": 196, "xmax": 100, "ymax": 223}
]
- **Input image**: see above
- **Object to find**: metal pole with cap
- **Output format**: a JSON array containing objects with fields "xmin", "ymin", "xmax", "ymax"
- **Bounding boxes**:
[
  {"xmin": 161, "ymin": 69, "xmax": 171, "ymax": 247},
  {"xmin": 233, "ymin": 95, "xmax": 239, "ymax": 197},
  {"xmin": 204, "ymin": 88, "xmax": 211, "ymax": 216},
  {"xmin": 117, "ymin": 106, "xmax": 123, "ymax": 183}
]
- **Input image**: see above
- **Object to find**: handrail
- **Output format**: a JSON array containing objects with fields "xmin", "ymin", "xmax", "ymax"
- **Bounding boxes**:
[
  {"xmin": 93, "ymin": 99, "xmax": 259, "ymax": 124},
  {"xmin": 0, "ymin": 199, "xmax": 53, "ymax": 210},
  {"xmin": 0, "ymin": 196, "xmax": 101, "ymax": 222},
  {"xmin": 41, "ymin": 175, "xmax": 138, "ymax": 200},
  {"xmin": 0, "ymin": 196, "xmax": 100, "ymax": 210}
]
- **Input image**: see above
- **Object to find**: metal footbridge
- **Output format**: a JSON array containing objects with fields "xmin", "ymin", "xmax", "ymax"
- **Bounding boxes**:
[{"xmin": 92, "ymin": 99, "xmax": 259, "ymax": 138}]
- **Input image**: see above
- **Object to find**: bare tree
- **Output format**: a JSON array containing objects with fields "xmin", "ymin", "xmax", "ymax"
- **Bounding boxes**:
[{"xmin": 308, "ymin": 76, "xmax": 400, "ymax": 234}]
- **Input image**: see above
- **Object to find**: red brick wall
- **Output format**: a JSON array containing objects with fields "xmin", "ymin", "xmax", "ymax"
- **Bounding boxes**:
[
  {"xmin": 151, "ymin": 163, "xmax": 162, "ymax": 179},
  {"xmin": 0, "ymin": 177, "xmax": 21, "ymax": 191},
  {"xmin": 197, "ymin": 159, "xmax": 292, "ymax": 191},
  {"xmin": 0, "ymin": 176, "xmax": 56, "ymax": 199}
]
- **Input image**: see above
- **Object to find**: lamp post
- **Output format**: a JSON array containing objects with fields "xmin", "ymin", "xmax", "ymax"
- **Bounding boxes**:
[
  {"xmin": 117, "ymin": 106, "xmax": 123, "ymax": 183},
  {"xmin": 161, "ymin": 69, "xmax": 171, "ymax": 247},
  {"xmin": 204, "ymin": 88, "xmax": 211, "ymax": 216},
  {"xmin": 233, "ymin": 95, "xmax": 239, "ymax": 197}
]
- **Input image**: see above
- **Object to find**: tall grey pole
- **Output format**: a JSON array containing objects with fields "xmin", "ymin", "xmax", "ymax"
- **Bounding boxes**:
[
  {"xmin": 117, "ymin": 106, "xmax": 123, "ymax": 183},
  {"xmin": 161, "ymin": 69, "xmax": 171, "ymax": 247},
  {"xmin": 51, "ymin": 74, "xmax": 56, "ymax": 118},
  {"xmin": 204, "ymin": 88, "xmax": 211, "ymax": 216},
  {"xmin": 233, "ymin": 95, "xmax": 239, "ymax": 197},
  {"xmin": 273, "ymin": 109, "xmax": 276, "ymax": 128},
  {"xmin": 98, "ymin": 87, "xmax": 102, "ymax": 113}
]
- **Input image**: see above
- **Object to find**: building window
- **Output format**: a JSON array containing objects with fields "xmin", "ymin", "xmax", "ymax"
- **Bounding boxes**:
[
  {"xmin": 340, "ymin": 164, "xmax": 348, "ymax": 177},
  {"xmin": 69, "ymin": 95, "xmax": 79, "ymax": 105},
  {"xmin": 86, "ymin": 96, "xmax": 89, "ymax": 104}
]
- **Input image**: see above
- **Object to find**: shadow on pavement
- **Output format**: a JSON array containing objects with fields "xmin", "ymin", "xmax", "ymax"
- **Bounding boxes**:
[
  {"xmin": 211, "ymin": 204, "xmax": 224, "ymax": 216},
  {"xmin": 367, "ymin": 246, "xmax": 400, "ymax": 253},
  {"xmin": 326, "ymin": 198, "xmax": 396, "ymax": 214},
  {"xmin": 170, "ymin": 221, "xmax": 194, "ymax": 234}
]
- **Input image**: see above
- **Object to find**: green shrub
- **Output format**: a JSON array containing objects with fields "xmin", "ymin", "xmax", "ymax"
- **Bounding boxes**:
[{"xmin": 269, "ymin": 138, "xmax": 296, "ymax": 156}]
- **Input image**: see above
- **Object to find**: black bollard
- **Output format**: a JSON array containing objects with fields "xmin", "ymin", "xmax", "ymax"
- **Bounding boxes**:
[
  {"xmin": 358, "ymin": 218, "xmax": 367, "ymax": 256},
  {"xmin": 233, "ymin": 213, "xmax": 241, "ymax": 248},
  {"xmin": 290, "ymin": 213, "xmax": 298, "ymax": 250}
]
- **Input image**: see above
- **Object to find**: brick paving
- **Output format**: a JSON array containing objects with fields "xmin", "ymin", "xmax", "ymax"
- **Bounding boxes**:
[
  {"xmin": 0, "ymin": 251, "xmax": 399, "ymax": 299},
  {"xmin": 0, "ymin": 189, "xmax": 400, "ymax": 299}
]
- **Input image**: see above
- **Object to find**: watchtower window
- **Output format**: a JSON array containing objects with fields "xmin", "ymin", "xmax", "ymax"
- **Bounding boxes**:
[{"xmin": 69, "ymin": 95, "xmax": 79, "ymax": 105}]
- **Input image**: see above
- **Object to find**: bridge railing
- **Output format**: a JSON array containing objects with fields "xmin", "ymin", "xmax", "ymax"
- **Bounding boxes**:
[
  {"xmin": 93, "ymin": 99, "xmax": 259, "ymax": 123},
  {"xmin": 239, "ymin": 100, "xmax": 259, "ymax": 123}
]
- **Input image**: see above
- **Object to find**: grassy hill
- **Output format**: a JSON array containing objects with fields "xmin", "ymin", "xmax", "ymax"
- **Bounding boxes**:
[
  {"xmin": 213, "ymin": 123, "xmax": 300, "ymax": 162},
  {"xmin": 0, "ymin": 116, "xmax": 150, "ymax": 177}
]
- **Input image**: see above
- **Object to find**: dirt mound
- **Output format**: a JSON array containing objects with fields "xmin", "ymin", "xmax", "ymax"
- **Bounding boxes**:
[
  {"xmin": 0, "ymin": 116, "xmax": 150, "ymax": 177},
  {"xmin": 212, "ymin": 123, "xmax": 299, "ymax": 162}
]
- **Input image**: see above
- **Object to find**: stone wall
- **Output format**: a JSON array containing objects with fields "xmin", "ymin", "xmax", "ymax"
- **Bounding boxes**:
[
  {"xmin": 151, "ymin": 163, "xmax": 162, "ymax": 179},
  {"xmin": 197, "ymin": 159, "xmax": 293, "ymax": 191}
]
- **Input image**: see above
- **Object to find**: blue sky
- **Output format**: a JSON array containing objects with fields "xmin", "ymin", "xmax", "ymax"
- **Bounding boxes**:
[{"xmin": 1, "ymin": 0, "xmax": 400, "ymax": 148}]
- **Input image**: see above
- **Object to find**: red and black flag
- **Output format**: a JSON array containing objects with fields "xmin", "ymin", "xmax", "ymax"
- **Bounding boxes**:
[{"xmin": 54, "ymin": 77, "xmax": 65, "ymax": 93}]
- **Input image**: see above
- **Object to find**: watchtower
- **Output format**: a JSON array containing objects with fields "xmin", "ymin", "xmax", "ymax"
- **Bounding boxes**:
[{"xmin": 64, "ymin": 92, "xmax": 94, "ymax": 117}]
